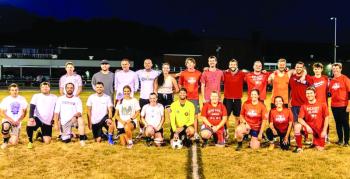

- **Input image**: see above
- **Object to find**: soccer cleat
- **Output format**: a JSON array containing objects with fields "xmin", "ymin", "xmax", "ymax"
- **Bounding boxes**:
[
  {"xmin": 79, "ymin": 140, "xmax": 86, "ymax": 147},
  {"xmin": 201, "ymin": 140, "xmax": 208, "ymax": 148},
  {"xmin": 293, "ymin": 147, "xmax": 303, "ymax": 153},
  {"xmin": 268, "ymin": 143, "xmax": 275, "ymax": 150},
  {"xmin": 27, "ymin": 142, "xmax": 33, "ymax": 149},
  {"xmin": 108, "ymin": 138, "xmax": 115, "ymax": 145},
  {"xmin": 114, "ymin": 133, "xmax": 121, "ymax": 140},
  {"xmin": 1, "ymin": 143, "xmax": 8, "ymax": 149},
  {"xmin": 343, "ymin": 143, "xmax": 349, "ymax": 147}
]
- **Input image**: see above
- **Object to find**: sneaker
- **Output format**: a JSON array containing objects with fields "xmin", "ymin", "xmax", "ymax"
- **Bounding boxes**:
[
  {"xmin": 114, "ymin": 133, "xmax": 121, "ymax": 140},
  {"xmin": 236, "ymin": 144, "xmax": 242, "ymax": 151},
  {"xmin": 268, "ymin": 143, "xmax": 275, "ymax": 150},
  {"xmin": 126, "ymin": 143, "xmax": 133, "ymax": 149},
  {"xmin": 293, "ymin": 147, "xmax": 303, "ymax": 153},
  {"xmin": 108, "ymin": 138, "xmax": 115, "ymax": 145},
  {"xmin": 1, "ymin": 143, "xmax": 8, "ymax": 149},
  {"xmin": 79, "ymin": 140, "xmax": 86, "ymax": 147},
  {"xmin": 336, "ymin": 141, "xmax": 344, "ymax": 146},
  {"xmin": 201, "ymin": 141, "xmax": 208, "ymax": 148},
  {"xmin": 304, "ymin": 140, "xmax": 312, "ymax": 145},
  {"xmin": 57, "ymin": 135, "xmax": 62, "ymax": 141},
  {"xmin": 343, "ymin": 143, "xmax": 349, "ymax": 147},
  {"xmin": 27, "ymin": 142, "xmax": 33, "ymax": 149},
  {"xmin": 136, "ymin": 133, "xmax": 143, "ymax": 139}
]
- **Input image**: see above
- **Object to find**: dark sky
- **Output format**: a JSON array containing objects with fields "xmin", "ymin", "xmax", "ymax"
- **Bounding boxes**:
[{"xmin": 2, "ymin": 0, "xmax": 350, "ymax": 43}]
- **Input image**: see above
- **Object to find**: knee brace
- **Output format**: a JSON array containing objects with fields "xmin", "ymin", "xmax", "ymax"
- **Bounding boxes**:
[{"xmin": 2, "ymin": 121, "xmax": 11, "ymax": 135}]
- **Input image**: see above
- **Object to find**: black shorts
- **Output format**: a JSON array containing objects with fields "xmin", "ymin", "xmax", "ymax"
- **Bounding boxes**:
[
  {"xmin": 117, "ymin": 121, "xmax": 136, "ymax": 134},
  {"xmin": 92, "ymin": 115, "xmax": 109, "ymax": 139},
  {"xmin": 223, "ymin": 98, "xmax": 242, "ymax": 117},
  {"xmin": 139, "ymin": 98, "xmax": 150, "ymax": 109},
  {"xmin": 158, "ymin": 93, "xmax": 173, "ymax": 108},
  {"xmin": 32, "ymin": 117, "xmax": 52, "ymax": 137},
  {"xmin": 170, "ymin": 127, "xmax": 187, "ymax": 140}
]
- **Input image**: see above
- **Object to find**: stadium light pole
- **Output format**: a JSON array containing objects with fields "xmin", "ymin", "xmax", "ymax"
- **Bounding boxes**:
[{"xmin": 330, "ymin": 17, "xmax": 337, "ymax": 63}]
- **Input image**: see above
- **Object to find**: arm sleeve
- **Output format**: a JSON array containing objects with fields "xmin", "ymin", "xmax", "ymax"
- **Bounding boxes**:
[{"xmin": 29, "ymin": 104, "xmax": 36, "ymax": 118}]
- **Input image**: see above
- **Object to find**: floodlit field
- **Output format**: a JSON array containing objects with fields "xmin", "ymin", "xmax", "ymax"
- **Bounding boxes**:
[{"xmin": 0, "ymin": 89, "xmax": 349, "ymax": 178}]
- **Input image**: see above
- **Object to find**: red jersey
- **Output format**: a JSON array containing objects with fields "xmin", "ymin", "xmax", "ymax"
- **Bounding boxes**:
[
  {"xmin": 289, "ymin": 74, "xmax": 312, "ymax": 106},
  {"xmin": 245, "ymin": 72, "xmax": 269, "ymax": 100},
  {"xmin": 179, "ymin": 70, "xmax": 201, "ymax": 100},
  {"xmin": 269, "ymin": 108, "xmax": 293, "ymax": 133},
  {"xmin": 201, "ymin": 102, "xmax": 227, "ymax": 126},
  {"xmin": 298, "ymin": 101, "xmax": 329, "ymax": 133},
  {"xmin": 240, "ymin": 100, "xmax": 268, "ymax": 131},
  {"xmin": 223, "ymin": 70, "xmax": 245, "ymax": 99},
  {"xmin": 329, "ymin": 75, "xmax": 350, "ymax": 107},
  {"xmin": 310, "ymin": 75, "xmax": 329, "ymax": 104}
]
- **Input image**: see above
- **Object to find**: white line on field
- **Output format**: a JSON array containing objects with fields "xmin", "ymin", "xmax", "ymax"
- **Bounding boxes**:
[{"xmin": 192, "ymin": 144, "xmax": 200, "ymax": 179}]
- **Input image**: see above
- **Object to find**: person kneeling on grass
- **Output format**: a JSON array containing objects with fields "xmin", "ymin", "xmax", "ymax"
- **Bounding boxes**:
[
  {"xmin": 53, "ymin": 83, "xmax": 87, "ymax": 146},
  {"xmin": 87, "ymin": 82, "xmax": 115, "ymax": 144},
  {"xmin": 200, "ymin": 91, "xmax": 228, "ymax": 148},
  {"xmin": 114, "ymin": 85, "xmax": 141, "ymax": 149},
  {"xmin": 27, "ymin": 82, "xmax": 57, "ymax": 149},
  {"xmin": 140, "ymin": 93, "xmax": 165, "ymax": 147},
  {"xmin": 1, "ymin": 83, "xmax": 28, "ymax": 149},
  {"xmin": 235, "ymin": 89, "xmax": 268, "ymax": 151},
  {"xmin": 293, "ymin": 87, "xmax": 329, "ymax": 153},
  {"xmin": 266, "ymin": 96, "xmax": 293, "ymax": 150},
  {"xmin": 170, "ymin": 88, "xmax": 195, "ymax": 148}
]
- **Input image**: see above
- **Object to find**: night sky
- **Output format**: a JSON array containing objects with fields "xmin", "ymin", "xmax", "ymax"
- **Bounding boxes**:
[{"xmin": 2, "ymin": 0, "xmax": 350, "ymax": 43}]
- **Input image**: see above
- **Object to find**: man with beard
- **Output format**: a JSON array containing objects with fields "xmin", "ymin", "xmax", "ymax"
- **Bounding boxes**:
[
  {"xmin": 268, "ymin": 58, "xmax": 292, "ymax": 109},
  {"xmin": 54, "ymin": 83, "xmax": 87, "ymax": 146},
  {"xmin": 170, "ymin": 88, "xmax": 195, "ymax": 147},
  {"xmin": 87, "ymin": 82, "xmax": 114, "ymax": 144},
  {"xmin": 91, "ymin": 59, "xmax": 115, "ymax": 102},
  {"xmin": 59, "ymin": 62, "xmax": 83, "ymax": 97},
  {"xmin": 26, "ymin": 82, "xmax": 57, "ymax": 149},
  {"xmin": 222, "ymin": 59, "xmax": 246, "ymax": 139}
]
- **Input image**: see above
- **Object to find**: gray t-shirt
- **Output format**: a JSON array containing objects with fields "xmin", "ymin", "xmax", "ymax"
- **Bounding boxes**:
[{"xmin": 91, "ymin": 71, "xmax": 114, "ymax": 101}]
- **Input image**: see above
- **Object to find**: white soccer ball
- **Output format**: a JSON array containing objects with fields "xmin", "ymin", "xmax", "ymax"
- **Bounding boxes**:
[{"xmin": 171, "ymin": 139, "xmax": 183, "ymax": 149}]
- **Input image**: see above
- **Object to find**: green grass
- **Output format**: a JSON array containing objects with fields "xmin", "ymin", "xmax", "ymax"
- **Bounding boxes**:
[{"xmin": 0, "ymin": 89, "xmax": 349, "ymax": 178}]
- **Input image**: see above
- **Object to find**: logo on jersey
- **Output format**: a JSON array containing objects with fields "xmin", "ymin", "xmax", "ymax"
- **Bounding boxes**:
[
  {"xmin": 187, "ymin": 77, "xmax": 197, "ymax": 84},
  {"xmin": 10, "ymin": 102, "xmax": 21, "ymax": 115},
  {"xmin": 306, "ymin": 106, "xmax": 320, "ymax": 119},
  {"xmin": 247, "ymin": 110, "xmax": 258, "ymax": 117},
  {"xmin": 275, "ymin": 114, "xmax": 286, "ymax": 123},
  {"xmin": 185, "ymin": 112, "xmax": 189, "ymax": 116},
  {"xmin": 331, "ymin": 83, "xmax": 340, "ymax": 90}
]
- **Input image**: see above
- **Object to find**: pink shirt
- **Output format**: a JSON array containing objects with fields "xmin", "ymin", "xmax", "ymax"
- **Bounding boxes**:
[{"xmin": 200, "ymin": 69, "xmax": 224, "ymax": 101}]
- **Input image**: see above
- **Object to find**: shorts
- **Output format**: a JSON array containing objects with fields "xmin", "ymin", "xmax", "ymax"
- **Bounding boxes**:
[
  {"xmin": 170, "ymin": 125, "xmax": 193, "ymax": 140},
  {"xmin": 31, "ymin": 117, "xmax": 52, "ymax": 137},
  {"xmin": 60, "ymin": 118, "xmax": 79, "ymax": 140},
  {"xmin": 158, "ymin": 93, "xmax": 173, "ymax": 108},
  {"xmin": 1, "ymin": 120, "xmax": 21, "ymax": 136},
  {"xmin": 92, "ymin": 115, "xmax": 109, "ymax": 139},
  {"xmin": 189, "ymin": 99, "xmax": 200, "ymax": 114},
  {"xmin": 291, "ymin": 106, "xmax": 301, "ymax": 122},
  {"xmin": 139, "ymin": 98, "xmax": 150, "ymax": 109},
  {"xmin": 249, "ymin": 129, "xmax": 259, "ymax": 138},
  {"xmin": 201, "ymin": 124, "xmax": 225, "ymax": 144},
  {"xmin": 117, "ymin": 120, "xmax": 137, "ymax": 134},
  {"xmin": 223, "ymin": 98, "xmax": 241, "ymax": 117}
]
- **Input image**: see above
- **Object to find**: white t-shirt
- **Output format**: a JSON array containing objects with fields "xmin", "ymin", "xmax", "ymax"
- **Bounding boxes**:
[
  {"xmin": 86, "ymin": 93, "xmax": 113, "ymax": 124},
  {"xmin": 137, "ymin": 69, "xmax": 160, "ymax": 99},
  {"xmin": 115, "ymin": 98, "xmax": 140, "ymax": 128},
  {"xmin": 1, "ymin": 95, "xmax": 28, "ymax": 123},
  {"xmin": 141, "ymin": 103, "xmax": 164, "ymax": 128},
  {"xmin": 114, "ymin": 70, "xmax": 139, "ymax": 100},
  {"xmin": 54, "ymin": 95, "xmax": 83, "ymax": 125},
  {"xmin": 30, "ymin": 93, "xmax": 57, "ymax": 125},
  {"xmin": 59, "ymin": 73, "xmax": 83, "ymax": 96}
]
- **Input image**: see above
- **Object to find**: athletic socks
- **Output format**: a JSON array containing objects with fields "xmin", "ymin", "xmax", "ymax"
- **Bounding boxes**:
[
  {"xmin": 108, "ymin": 133, "xmax": 114, "ymax": 145},
  {"xmin": 3, "ymin": 137, "xmax": 9, "ymax": 143},
  {"xmin": 295, "ymin": 134, "xmax": 303, "ymax": 148},
  {"xmin": 26, "ymin": 126, "xmax": 34, "ymax": 143}
]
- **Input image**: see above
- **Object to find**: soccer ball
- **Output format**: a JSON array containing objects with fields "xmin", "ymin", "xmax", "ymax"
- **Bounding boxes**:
[{"xmin": 171, "ymin": 139, "xmax": 183, "ymax": 149}]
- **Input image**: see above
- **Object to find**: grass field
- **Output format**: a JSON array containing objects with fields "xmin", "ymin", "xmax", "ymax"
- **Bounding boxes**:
[{"xmin": 0, "ymin": 89, "xmax": 350, "ymax": 179}]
